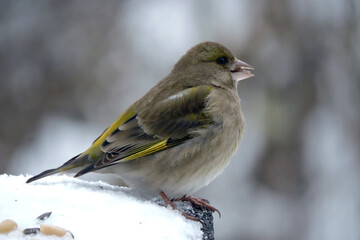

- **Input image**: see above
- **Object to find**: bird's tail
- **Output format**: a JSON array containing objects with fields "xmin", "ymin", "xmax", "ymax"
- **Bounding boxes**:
[
  {"xmin": 26, "ymin": 167, "xmax": 63, "ymax": 183},
  {"xmin": 26, "ymin": 153, "xmax": 91, "ymax": 183}
]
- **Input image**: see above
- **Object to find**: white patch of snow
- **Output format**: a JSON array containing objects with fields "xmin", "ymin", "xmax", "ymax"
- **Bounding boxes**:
[{"xmin": 0, "ymin": 175, "xmax": 202, "ymax": 240}]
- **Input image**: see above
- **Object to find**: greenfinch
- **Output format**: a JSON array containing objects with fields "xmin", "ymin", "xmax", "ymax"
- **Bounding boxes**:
[{"xmin": 27, "ymin": 41, "xmax": 254, "ymax": 214}]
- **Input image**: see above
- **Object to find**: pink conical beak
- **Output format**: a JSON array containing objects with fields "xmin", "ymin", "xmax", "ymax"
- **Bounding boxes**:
[{"xmin": 231, "ymin": 58, "xmax": 254, "ymax": 82}]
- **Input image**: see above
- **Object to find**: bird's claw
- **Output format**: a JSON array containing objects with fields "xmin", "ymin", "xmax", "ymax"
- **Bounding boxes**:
[{"xmin": 176, "ymin": 195, "xmax": 221, "ymax": 218}]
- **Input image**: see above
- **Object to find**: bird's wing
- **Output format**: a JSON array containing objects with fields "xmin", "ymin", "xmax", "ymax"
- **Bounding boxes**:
[
  {"xmin": 75, "ymin": 85, "xmax": 214, "ymax": 176},
  {"xmin": 137, "ymin": 85, "xmax": 214, "ymax": 138}
]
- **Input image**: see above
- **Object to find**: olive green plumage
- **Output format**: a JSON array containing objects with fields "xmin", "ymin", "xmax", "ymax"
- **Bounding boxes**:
[{"xmin": 26, "ymin": 41, "xmax": 254, "ymax": 198}]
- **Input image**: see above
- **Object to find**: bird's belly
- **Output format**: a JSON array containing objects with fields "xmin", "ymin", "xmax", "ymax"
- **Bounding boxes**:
[{"xmin": 108, "ymin": 126, "xmax": 241, "ymax": 198}]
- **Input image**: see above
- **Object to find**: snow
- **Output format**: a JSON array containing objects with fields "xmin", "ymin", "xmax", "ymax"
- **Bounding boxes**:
[{"xmin": 0, "ymin": 175, "xmax": 202, "ymax": 240}]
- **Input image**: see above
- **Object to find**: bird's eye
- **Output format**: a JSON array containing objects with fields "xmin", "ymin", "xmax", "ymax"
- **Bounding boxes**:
[{"xmin": 216, "ymin": 56, "xmax": 228, "ymax": 66}]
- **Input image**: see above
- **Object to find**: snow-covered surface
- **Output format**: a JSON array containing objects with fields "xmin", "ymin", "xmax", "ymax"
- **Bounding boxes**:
[{"xmin": 0, "ymin": 175, "xmax": 202, "ymax": 240}]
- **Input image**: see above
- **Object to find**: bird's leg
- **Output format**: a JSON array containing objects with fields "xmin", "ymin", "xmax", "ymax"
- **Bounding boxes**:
[
  {"xmin": 176, "ymin": 195, "xmax": 221, "ymax": 218},
  {"xmin": 159, "ymin": 191, "xmax": 177, "ymax": 209},
  {"xmin": 159, "ymin": 191, "xmax": 199, "ymax": 221}
]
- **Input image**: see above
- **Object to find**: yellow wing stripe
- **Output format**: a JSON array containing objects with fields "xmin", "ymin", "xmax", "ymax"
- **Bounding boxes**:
[
  {"xmin": 82, "ymin": 106, "xmax": 137, "ymax": 156},
  {"xmin": 117, "ymin": 139, "xmax": 169, "ymax": 162}
]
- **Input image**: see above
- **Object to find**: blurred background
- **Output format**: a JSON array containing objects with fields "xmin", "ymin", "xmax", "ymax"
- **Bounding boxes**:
[{"xmin": 1, "ymin": 0, "xmax": 359, "ymax": 239}]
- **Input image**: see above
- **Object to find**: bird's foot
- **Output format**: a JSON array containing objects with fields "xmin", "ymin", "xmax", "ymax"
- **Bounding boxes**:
[
  {"xmin": 159, "ymin": 191, "xmax": 199, "ymax": 221},
  {"xmin": 176, "ymin": 195, "xmax": 221, "ymax": 218}
]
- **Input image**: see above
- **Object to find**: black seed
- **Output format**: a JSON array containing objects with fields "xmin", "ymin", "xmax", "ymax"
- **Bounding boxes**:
[
  {"xmin": 23, "ymin": 228, "xmax": 40, "ymax": 235},
  {"xmin": 36, "ymin": 211, "xmax": 52, "ymax": 220}
]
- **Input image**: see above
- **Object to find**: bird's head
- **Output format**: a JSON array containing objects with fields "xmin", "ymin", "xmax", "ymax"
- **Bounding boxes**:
[{"xmin": 172, "ymin": 41, "xmax": 254, "ymax": 89}]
